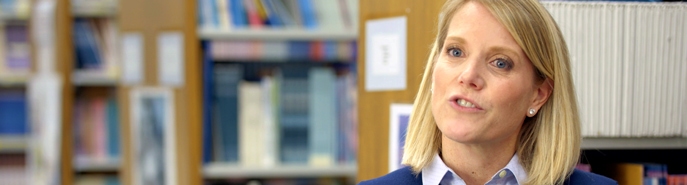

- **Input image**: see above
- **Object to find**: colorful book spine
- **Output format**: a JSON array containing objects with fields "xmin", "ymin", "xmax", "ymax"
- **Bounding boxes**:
[
  {"xmin": 4, "ymin": 24, "xmax": 30, "ymax": 71},
  {"xmin": 213, "ymin": 64, "xmax": 243, "ymax": 162},
  {"xmin": 0, "ymin": 88, "xmax": 27, "ymax": 135},
  {"xmin": 238, "ymin": 81, "xmax": 264, "ymax": 166},
  {"xmin": 308, "ymin": 67, "xmax": 336, "ymax": 166},
  {"xmin": 278, "ymin": 67, "xmax": 309, "ymax": 164}
]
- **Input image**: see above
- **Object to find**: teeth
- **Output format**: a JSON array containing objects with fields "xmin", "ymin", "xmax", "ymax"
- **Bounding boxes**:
[{"xmin": 457, "ymin": 99, "xmax": 475, "ymax": 108}]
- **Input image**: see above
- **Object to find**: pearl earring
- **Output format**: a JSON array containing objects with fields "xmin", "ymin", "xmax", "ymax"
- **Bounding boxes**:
[{"xmin": 529, "ymin": 108, "xmax": 536, "ymax": 115}]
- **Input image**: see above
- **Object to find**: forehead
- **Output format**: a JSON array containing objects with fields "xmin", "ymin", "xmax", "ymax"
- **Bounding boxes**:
[{"xmin": 446, "ymin": 1, "xmax": 522, "ymax": 53}]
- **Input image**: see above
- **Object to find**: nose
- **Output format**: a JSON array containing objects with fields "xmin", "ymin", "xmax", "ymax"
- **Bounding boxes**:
[{"xmin": 457, "ymin": 58, "xmax": 484, "ymax": 90}]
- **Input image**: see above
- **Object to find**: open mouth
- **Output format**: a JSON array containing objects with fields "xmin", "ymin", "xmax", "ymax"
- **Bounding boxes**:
[{"xmin": 456, "ymin": 99, "xmax": 475, "ymax": 108}]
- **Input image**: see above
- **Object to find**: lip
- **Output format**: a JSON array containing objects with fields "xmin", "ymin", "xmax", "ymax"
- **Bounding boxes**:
[{"xmin": 448, "ymin": 95, "xmax": 484, "ymax": 112}]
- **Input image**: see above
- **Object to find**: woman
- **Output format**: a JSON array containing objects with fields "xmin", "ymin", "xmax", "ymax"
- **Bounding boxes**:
[{"xmin": 360, "ymin": 0, "xmax": 616, "ymax": 185}]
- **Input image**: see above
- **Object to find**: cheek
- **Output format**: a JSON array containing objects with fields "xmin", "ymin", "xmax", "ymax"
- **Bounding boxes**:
[{"xmin": 491, "ymin": 82, "xmax": 533, "ymax": 115}]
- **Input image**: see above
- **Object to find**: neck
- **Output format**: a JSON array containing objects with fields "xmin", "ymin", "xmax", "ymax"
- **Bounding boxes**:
[{"xmin": 440, "ymin": 134, "xmax": 518, "ymax": 185}]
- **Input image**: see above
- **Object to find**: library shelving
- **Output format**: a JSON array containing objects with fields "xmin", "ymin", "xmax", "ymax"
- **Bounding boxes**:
[
  {"xmin": 198, "ymin": 28, "xmax": 358, "ymax": 41},
  {"xmin": 204, "ymin": 164, "xmax": 357, "ymax": 179},
  {"xmin": 582, "ymin": 138, "xmax": 687, "ymax": 150},
  {"xmin": 0, "ymin": 1, "xmax": 31, "ymax": 185},
  {"xmin": 197, "ymin": 0, "xmax": 360, "ymax": 184},
  {"xmin": 0, "ymin": 135, "xmax": 27, "ymax": 154}
]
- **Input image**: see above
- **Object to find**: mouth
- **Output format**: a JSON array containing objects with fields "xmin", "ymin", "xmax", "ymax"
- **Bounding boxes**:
[
  {"xmin": 456, "ymin": 98, "xmax": 476, "ymax": 108},
  {"xmin": 449, "ymin": 96, "xmax": 483, "ymax": 110}
]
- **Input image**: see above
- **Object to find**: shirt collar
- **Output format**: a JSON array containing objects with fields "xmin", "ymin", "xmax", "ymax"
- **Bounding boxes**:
[{"xmin": 421, "ymin": 153, "xmax": 528, "ymax": 185}]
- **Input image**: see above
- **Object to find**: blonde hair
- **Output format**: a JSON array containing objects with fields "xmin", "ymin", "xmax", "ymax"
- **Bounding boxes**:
[{"xmin": 400, "ymin": 0, "xmax": 580, "ymax": 185}]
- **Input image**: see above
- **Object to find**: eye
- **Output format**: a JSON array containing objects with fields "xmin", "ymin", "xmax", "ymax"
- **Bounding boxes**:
[
  {"xmin": 491, "ymin": 58, "xmax": 513, "ymax": 70},
  {"xmin": 447, "ymin": 47, "xmax": 463, "ymax": 57}
]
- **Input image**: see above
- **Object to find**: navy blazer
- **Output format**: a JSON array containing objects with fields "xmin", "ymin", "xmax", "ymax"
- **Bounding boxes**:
[{"xmin": 358, "ymin": 166, "xmax": 617, "ymax": 185}]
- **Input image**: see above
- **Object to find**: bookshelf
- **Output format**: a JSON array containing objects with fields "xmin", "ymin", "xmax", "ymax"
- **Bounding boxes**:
[
  {"xmin": 204, "ymin": 164, "xmax": 357, "ymax": 179},
  {"xmin": 68, "ymin": 1, "xmax": 122, "ymax": 184},
  {"xmin": 198, "ymin": 28, "xmax": 358, "ymax": 41},
  {"xmin": 0, "ymin": 2, "xmax": 31, "ymax": 185},
  {"xmin": 73, "ymin": 160, "xmax": 120, "ymax": 173},
  {"xmin": 0, "ymin": 135, "xmax": 27, "ymax": 154},
  {"xmin": 582, "ymin": 138, "xmax": 687, "ymax": 150},
  {"xmin": 197, "ymin": 0, "xmax": 359, "ymax": 184}
]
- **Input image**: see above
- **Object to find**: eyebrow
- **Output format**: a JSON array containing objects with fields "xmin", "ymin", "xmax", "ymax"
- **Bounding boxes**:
[
  {"xmin": 444, "ymin": 36, "xmax": 467, "ymax": 46},
  {"xmin": 488, "ymin": 46, "xmax": 520, "ymax": 60}
]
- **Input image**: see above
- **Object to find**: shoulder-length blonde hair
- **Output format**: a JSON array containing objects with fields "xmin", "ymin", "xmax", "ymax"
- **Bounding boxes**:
[{"xmin": 401, "ymin": 0, "xmax": 580, "ymax": 185}]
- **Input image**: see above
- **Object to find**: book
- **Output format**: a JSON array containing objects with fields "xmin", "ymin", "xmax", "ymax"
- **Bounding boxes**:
[
  {"xmin": 73, "ymin": 19, "xmax": 103, "ymax": 70},
  {"xmin": 0, "ymin": 88, "xmax": 27, "ymax": 135},
  {"xmin": 73, "ymin": 87, "xmax": 120, "ymax": 166},
  {"xmin": 2, "ymin": 24, "xmax": 30, "ymax": 73},
  {"xmin": 216, "ymin": 0, "xmax": 231, "ymax": 30},
  {"xmin": 312, "ymin": 0, "xmax": 343, "ymax": 30},
  {"xmin": 609, "ymin": 163, "xmax": 668, "ymax": 185},
  {"xmin": 278, "ymin": 66, "xmax": 309, "ymax": 164},
  {"xmin": 238, "ymin": 81, "xmax": 264, "ymax": 166},
  {"xmin": 308, "ymin": 67, "xmax": 336, "ymax": 166},
  {"xmin": 213, "ymin": 65, "xmax": 243, "ymax": 162}
]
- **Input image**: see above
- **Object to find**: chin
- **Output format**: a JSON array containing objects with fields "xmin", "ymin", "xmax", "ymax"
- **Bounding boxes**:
[{"xmin": 440, "ymin": 121, "xmax": 482, "ymax": 143}]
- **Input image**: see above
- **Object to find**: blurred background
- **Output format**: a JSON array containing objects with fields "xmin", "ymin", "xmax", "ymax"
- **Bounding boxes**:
[{"xmin": 0, "ymin": 0, "xmax": 685, "ymax": 185}]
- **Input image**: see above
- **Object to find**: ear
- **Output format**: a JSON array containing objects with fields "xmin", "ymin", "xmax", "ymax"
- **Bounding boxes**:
[{"xmin": 529, "ymin": 78, "xmax": 553, "ymax": 117}]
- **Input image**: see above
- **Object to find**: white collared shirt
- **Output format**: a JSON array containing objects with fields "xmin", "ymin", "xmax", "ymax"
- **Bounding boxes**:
[{"xmin": 421, "ymin": 153, "xmax": 528, "ymax": 185}]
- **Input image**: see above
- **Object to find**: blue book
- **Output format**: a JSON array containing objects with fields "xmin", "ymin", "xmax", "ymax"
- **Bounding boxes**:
[
  {"xmin": 201, "ymin": 41, "xmax": 214, "ymax": 164},
  {"xmin": 213, "ymin": 64, "xmax": 242, "ymax": 162},
  {"xmin": 308, "ymin": 67, "xmax": 336, "ymax": 166},
  {"xmin": 279, "ymin": 66, "xmax": 309, "ymax": 164},
  {"xmin": 261, "ymin": 0, "xmax": 283, "ymax": 27},
  {"xmin": 198, "ymin": 0, "xmax": 219, "ymax": 28},
  {"xmin": 72, "ymin": 19, "xmax": 103, "ymax": 70},
  {"xmin": 0, "ymin": 88, "xmax": 27, "ymax": 135},
  {"xmin": 287, "ymin": 41, "xmax": 311, "ymax": 61},
  {"xmin": 296, "ymin": 0, "xmax": 317, "ymax": 29},
  {"xmin": 229, "ymin": 0, "xmax": 248, "ymax": 28},
  {"xmin": 105, "ymin": 176, "xmax": 120, "ymax": 185},
  {"xmin": 106, "ymin": 97, "xmax": 120, "ymax": 159}
]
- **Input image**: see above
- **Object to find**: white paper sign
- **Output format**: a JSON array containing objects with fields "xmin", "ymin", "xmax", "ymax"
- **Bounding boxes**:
[
  {"xmin": 370, "ymin": 34, "xmax": 401, "ymax": 75},
  {"xmin": 157, "ymin": 32, "xmax": 184, "ymax": 87},
  {"xmin": 121, "ymin": 33, "xmax": 144, "ymax": 85},
  {"xmin": 365, "ymin": 16, "xmax": 407, "ymax": 92}
]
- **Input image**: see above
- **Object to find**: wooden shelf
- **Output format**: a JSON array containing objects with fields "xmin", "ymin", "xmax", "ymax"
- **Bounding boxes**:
[
  {"xmin": 203, "ymin": 163, "xmax": 357, "ymax": 179},
  {"xmin": 73, "ymin": 160, "xmax": 121, "ymax": 173},
  {"xmin": 72, "ymin": 4, "xmax": 117, "ymax": 18},
  {"xmin": 582, "ymin": 137, "xmax": 687, "ymax": 150},
  {"xmin": 71, "ymin": 70, "xmax": 117, "ymax": 86},
  {"xmin": 198, "ymin": 27, "xmax": 358, "ymax": 41},
  {"xmin": 0, "ymin": 13, "xmax": 29, "ymax": 21},
  {"xmin": 0, "ymin": 135, "xmax": 27, "ymax": 154},
  {"xmin": 0, "ymin": 73, "xmax": 30, "ymax": 86}
]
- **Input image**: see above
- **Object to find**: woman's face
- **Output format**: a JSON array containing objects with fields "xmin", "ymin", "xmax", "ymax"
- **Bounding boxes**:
[{"xmin": 431, "ymin": 2, "xmax": 547, "ymax": 145}]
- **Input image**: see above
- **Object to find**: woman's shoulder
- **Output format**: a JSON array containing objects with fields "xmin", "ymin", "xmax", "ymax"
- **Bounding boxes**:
[
  {"xmin": 357, "ymin": 166, "xmax": 422, "ymax": 185},
  {"xmin": 564, "ymin": 169, "xmax": 618, "ymax": 185}
]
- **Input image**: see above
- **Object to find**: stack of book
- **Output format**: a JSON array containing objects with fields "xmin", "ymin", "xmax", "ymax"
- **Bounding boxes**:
[
  {"xmin": 205, "ymin": 63, "xmax": 357, "ymax": 167},
  {"xmin": 210, "ymin": 40, "xmax": 356, "ymax": 62},
  {"xmin": 198, "ymin": 0, "xmax": 357, "ymax": 31},
  {"xmin": 72, "ymin": 18, "xmax": 119, "ymax": 79},
  {"xmin": 542, "ymin": 2, "xmax": 687, "ymax": 137},
  {"xmin": 72, "ymin": 88, "xmax": 120, "ymax": 168},
  {"xmin": 0, "ymin": 88, "xmax": 27, "ymax": 138},
  {"xmin": 0, "ymin": 23, "xmax": 30, "ymax": 81}
]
